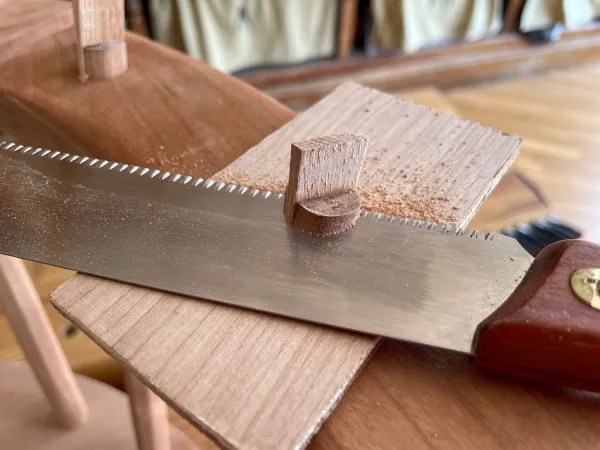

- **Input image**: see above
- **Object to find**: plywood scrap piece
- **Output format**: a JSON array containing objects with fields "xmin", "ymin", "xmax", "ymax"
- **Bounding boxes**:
[
  {"xmin": 72, "ymin": 0, "xmax": 126, "ymax": 81},
  {"xmin": 284, "ymin": 134, "xmax": 368, "ymax": 235},
  {"xmin": 51, "ymin": 82, "xmax": 520, "ymax": 450}
]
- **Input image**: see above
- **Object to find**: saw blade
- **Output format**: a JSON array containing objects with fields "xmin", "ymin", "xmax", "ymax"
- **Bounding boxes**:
[{"xmin": 0, "ymin": 141, "xmax": 533, "ymax": 354}]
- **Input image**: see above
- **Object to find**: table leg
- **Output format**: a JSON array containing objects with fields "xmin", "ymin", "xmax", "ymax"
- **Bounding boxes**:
[
  {"xmin": 0, "ymin": 255, "xmax": 88, "ymax": 428},
  {"xmin": 125, "ymin": 370, "xmax": 172, "ymax": 450}
]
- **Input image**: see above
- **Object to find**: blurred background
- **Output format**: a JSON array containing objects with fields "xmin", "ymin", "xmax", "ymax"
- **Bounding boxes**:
[{"xmin": 125, "ymin": 0, "xmax": 600, "ymax": 108}]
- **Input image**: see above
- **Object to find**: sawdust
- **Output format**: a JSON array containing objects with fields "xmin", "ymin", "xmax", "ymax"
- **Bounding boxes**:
[
  {"xmin": 360, "ymin": 191, "xmax": 458, "ymax": 223},
  {"xmin": 218, "ymin": 168, "xmax": 460, "ymax": 224}
]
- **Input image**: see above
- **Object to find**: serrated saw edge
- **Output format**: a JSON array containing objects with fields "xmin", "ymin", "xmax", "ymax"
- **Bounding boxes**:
[{"xmin": 0, "ymin": 140, "xmax": 496, "ymax": 241}]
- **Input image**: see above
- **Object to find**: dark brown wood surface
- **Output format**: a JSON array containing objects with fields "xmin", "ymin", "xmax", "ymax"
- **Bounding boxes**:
[
  {"xmin": 502, "ymin": 0, "xmax": 527, "ymax": 32},
  {"xmin": 476, "ymin": 240, "xmax": 600, "ymax": 391}
]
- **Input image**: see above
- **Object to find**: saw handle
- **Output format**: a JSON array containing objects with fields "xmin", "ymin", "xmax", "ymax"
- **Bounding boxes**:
[{"xmin": 475, "ymin": 239, "xmax": 600, "ymax": 391}]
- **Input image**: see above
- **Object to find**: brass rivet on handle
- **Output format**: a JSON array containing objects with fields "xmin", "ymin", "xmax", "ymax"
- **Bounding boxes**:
[{"xmin": 571, "ymin": 268, "xmax": 600, "ymax": 310}]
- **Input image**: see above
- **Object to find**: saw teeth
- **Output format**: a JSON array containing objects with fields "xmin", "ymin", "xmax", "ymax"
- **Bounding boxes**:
[
  {"xmin": 1, "ymin": 140, "xmax": 498, "ymax": 240},
  {"xmin": 359, "ymin": 210, "xmax": 494, "ymax": 241}
]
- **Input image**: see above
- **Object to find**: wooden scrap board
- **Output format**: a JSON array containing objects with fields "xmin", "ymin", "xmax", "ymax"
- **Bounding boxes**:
[
  {"xmin": 217, "ymin": 81, "xmax": 518, "ymax": 223},
  {"xmin": 51, "ymin": 82, "xmax": 520, "ymax": 449}
]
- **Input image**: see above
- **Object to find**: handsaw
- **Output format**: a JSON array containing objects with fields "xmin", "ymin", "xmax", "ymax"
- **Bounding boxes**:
[{"xmin": 1, "ymin": 141, "xmax": 599, "ymax": 391}]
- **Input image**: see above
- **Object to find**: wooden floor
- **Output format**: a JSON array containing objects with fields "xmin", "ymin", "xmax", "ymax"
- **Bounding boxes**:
[
  {"xmin": 448, "ymin": 64, "xmax": 600, "ymax": 242},
  {"xmin": 1, "ymin": 63, "xmax": 599, "ymax": 448}
]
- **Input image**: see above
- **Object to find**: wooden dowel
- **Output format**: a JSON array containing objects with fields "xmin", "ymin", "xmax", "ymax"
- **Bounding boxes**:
[
  {"xmin": 0, "ymin": 255, "xmax": 88, "ymax": 428},
  {"xmin": 125, "ymin": 370, "xmax": 171, "ymax": 450}
]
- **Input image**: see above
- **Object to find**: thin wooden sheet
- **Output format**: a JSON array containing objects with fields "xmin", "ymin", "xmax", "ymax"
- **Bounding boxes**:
[{"xmin": 52, "ymin": 82, "xmax": 520, "ymax": 449}]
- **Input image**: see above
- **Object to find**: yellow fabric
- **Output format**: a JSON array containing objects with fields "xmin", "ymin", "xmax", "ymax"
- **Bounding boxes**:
[
  {"xmin": 149, "ymin": 0, "xmax": 337, "ymax": 73},
  {"xmin": 520, "ymin": 0, "xmax": 600, "ymax": 31},
  {"xmin": 371, "ymin": 0, "xmax": 503, "ymax": 53}
]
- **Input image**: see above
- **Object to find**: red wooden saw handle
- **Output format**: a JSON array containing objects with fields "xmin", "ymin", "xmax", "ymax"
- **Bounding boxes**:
[{"xmin": 474, "ymin": 239, "xmax": 600, "ymax": 391}]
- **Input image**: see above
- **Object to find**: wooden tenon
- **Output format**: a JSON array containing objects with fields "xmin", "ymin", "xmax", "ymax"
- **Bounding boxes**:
[{"xmin": 284, "ymin": 134, "xmax": 368, "ymax": 235}]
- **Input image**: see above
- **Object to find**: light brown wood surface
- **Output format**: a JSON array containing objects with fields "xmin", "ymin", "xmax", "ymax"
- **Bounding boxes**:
[
  {"xmin": 0, "ymin": 256, "xmax": 88, "ymax": 428},
  {"xmin": 50, "ymin": 82, "xmax": 519, "ymax": 450},
  {"xmin": 397, "ymin": 88, "xmax": 549, "ymax": 230},
  {"xmin": 449, "ymin": 64, "xmax": 600, "ymax": 244},
  {"xmin": 51, "ymin": 277, "xmax": 374, "ymax": 450},
  {"xmin": 218, "ymin": 82, "xmax": 519, "ymax": 223},
  {"xmin": 126, "ymin": 371, "xmax": 172, "ymax": 450},
  {"xmin": 0, "ymin": 360, "xmax": 195, "ymax": 450}
]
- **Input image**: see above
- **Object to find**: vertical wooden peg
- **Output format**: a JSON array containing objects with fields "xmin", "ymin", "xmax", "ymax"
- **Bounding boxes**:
[
  {"xmin": 72, "ymin": 0, "xmax": 128, "ymax": 82},
  {"xmin": 0, "ymin": 256, "xmax": 88, "ymax": 428},
  {"xmin": 125, "ymin": 370, "xmax": 172, "ymax": 450},
  {"xmin": 284, "ymin": 134, "xmax": 368, "ymax": 235}
]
